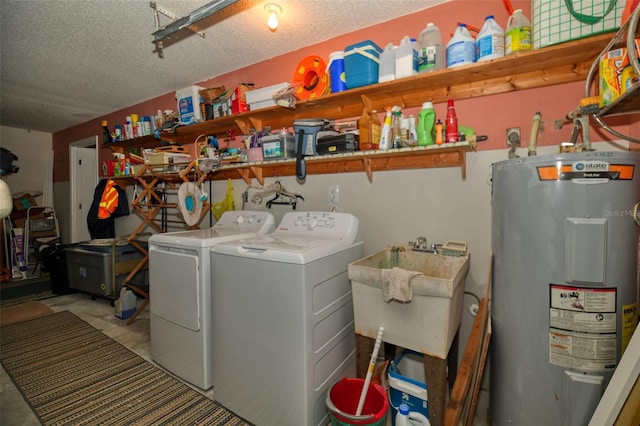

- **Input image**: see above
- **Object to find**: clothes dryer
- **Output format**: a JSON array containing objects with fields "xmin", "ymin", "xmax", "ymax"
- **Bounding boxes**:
[
  {"xmin": 210, "ymin": 211, "xmax": 363, "ymax": 426},
  {"xmin": 148, "ymin": 210, "xmax": 275, "ymax": 390}
]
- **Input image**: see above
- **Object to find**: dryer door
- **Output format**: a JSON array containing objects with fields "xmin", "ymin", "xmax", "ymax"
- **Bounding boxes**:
[{"xmin": 149, "ymin": 247, "xmax": 200, "ymax": 331}]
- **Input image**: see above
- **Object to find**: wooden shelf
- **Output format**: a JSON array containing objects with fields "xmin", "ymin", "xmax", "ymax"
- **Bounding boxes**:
[
  {"xmin": 105, "ymin": 33, "xmax": 613, "ymax": 152},
  {"xmin": 112, "ymin": 142, "xmax": 470, "ymax": 185},
  {"xmin": 105, "ymin": 33, "xmax": 616, "ymax": 184}
]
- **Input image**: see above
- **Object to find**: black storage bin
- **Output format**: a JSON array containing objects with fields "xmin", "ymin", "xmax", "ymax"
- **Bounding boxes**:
[{"xmin": 40, "ymin": 244, "xmax": 77, "ymax": 295}]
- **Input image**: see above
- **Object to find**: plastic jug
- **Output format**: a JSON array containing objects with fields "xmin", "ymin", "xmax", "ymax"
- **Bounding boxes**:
[
  {"xmin": 417, "ymin": 102, "xmax": 435, "ymax": 146},
  {"xmin": 418, "ymin": 22, "xmax": 443, "ymax": 73},
  {"xmin": 396, "ymin": 35, "xmax": 418, "ymax": 79},
  {"xmin": 395, "ymin": 403, "xmax": 431, "ymax": 426},
  {"xmin": 379, "ymin": 42, "xmax": 396, "ymax": 83},
  {"xmin": 476, "ymin": 15, "xmax": 504, "ymax": 62},
  {"xmin": 327, "ymin": 51, "xmax": 347, "ymax": 93},
  {"xmin": 446, "ymin": 23, "xmax": 476, "ymax": 68},
  {"xmin": 505, "ymin": 9, "xmax": 531, "ymax": 55}
]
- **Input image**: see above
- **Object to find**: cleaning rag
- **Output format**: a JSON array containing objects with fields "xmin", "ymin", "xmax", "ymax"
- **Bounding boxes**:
[{"xmin": 381, "ymin": 267, "xmax": 421, "ymax": 303}]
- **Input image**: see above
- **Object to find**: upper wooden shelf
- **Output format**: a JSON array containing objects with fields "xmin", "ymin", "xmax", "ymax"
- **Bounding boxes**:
[{"xmin": 105, "ymin": 33, "xmax": 614, "ymax": 152}]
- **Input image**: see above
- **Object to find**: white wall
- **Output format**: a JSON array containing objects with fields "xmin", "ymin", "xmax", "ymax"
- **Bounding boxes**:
[{"xmin": 1, "ymin": 126, "xmax": 52, "ymax": 201}]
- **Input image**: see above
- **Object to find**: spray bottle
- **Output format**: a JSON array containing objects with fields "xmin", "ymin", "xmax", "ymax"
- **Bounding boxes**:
[{"xmin": 379, "ymin": 108, "xmax": 393, "ymax": 150}]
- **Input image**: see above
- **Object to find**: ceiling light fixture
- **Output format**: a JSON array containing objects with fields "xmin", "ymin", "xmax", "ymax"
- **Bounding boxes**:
[{"xmin": 264, "ymin": 3, "xmax": 282, "ymax": 31}]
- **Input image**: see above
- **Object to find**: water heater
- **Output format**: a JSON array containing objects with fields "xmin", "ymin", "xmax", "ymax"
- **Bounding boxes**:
[{"xmin": 491, "ymin": 151, "xmax": 640, "ymax": 425}]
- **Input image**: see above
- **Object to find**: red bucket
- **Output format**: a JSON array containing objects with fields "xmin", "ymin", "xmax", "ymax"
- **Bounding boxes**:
[{"xmin": 326, "ymin": 378, "xmax": 388, "ymax": 426}]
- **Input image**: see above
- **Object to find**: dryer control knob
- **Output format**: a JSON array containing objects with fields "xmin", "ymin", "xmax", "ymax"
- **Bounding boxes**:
[{"xmin": 236, "ymin": 215, "xmax": 245, "ymax": 224}]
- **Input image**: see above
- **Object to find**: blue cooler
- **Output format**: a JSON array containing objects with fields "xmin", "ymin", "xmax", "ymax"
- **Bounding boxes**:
[
  {"xmin": 388, "ymin": 350, "xmax": 430, "ymax": 425},
  {"xmin": 344, "ymin": 40, "xmax": 382, "ymax": 89}
]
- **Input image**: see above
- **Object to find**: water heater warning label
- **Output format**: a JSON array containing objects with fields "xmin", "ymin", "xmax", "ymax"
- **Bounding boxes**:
[{"xmin": 549, "ymin": 284, "xmax": 617, "ymax": 371}]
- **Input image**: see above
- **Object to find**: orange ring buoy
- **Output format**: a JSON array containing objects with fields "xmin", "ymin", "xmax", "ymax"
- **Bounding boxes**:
[{"xmin": 293, "ymin": 55, "xmax": 330, "ymax": 101}]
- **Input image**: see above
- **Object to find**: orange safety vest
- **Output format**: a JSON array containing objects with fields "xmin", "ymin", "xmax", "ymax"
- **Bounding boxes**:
[{"xmin": 98, "ymin": 179, "xmax": 119, "ymax": 219}]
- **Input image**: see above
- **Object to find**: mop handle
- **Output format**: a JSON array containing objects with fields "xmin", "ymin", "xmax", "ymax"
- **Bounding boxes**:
[{"xmin": 355, "ymin": 326, "xmax": 384, "ymax": 416}]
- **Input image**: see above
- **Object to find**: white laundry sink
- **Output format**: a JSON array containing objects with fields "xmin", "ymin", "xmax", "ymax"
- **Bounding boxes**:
[{"xmin": 348, "ymin": 245, "xmax": 470, "ymax": 358}]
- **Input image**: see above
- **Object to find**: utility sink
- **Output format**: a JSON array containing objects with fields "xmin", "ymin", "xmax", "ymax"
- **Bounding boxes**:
[{"xmin": 348, "ymin": 245, "xmax": 470, "ymax": 358}]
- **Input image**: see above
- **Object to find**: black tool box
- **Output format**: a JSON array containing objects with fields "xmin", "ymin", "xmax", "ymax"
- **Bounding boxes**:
[{"xmin": 315, "ymin": 133, "xmax": 358, "ymax": 155}]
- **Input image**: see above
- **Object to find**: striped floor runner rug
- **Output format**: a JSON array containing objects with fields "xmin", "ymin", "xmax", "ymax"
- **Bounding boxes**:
[{"xmin": 0, "ymin": 310, "xmax": 250, "ymax": 425}]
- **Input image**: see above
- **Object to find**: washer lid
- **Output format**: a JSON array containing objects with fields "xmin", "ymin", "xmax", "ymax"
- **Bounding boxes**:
[
  {"xmin": 212, "ymin": 235, "xmax": 362, "ymax": 264},
  {"xmin": 148, "ymin": 211, "xmax": 275, "ymax": 247}
]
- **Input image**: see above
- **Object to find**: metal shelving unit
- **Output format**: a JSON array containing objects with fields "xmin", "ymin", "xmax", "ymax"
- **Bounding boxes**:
[{"xmin": 586, "ymin": 6, "xmax": 640, "ymax": 143}]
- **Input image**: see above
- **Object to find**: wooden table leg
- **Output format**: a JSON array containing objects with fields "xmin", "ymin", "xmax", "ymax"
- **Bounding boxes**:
[{"xmin": 424, "ymin": 354, "xmax": 448, "ymax": 426}]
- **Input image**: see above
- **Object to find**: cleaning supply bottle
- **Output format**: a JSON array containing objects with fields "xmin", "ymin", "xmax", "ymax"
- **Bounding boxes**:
[
  {"xmin": 391, "ymin": 109, "xmax": 403, "ymax": 148},
  {"xmin": 379, "ymin": 42, "xmax": 396, "ymax": 83},
  {"xmin": 418, "ymin": 22, "xmax": 443, "ymax": 73},
  {"xmin": 408, "ymin": 114, "xmax": 417, "ymax": 145},
  {"xmin": 395, "ymin": 35, "xmax": 418, "ymax": 79},
  {"xmin": 379, "ymin": 108, "xmax": 393, "ymax": 150},
  {"xmin": 417, "ymin": 102, "xmax": 435, "ymax": 146},
  {"xmin": 476, "ymin": 15, "xmax": 504, "ymax": 62},
  {"xmin": 435, "ymin": 119, "xmax": 444, "ymax": 145},
  {"xmin": 445, "ymin": 98, "xmax": 458, "ymax": 143},
  {"xmin": 359, "ymin": 108, "xmax": 371, "ymax": 150},
  {"xmin": 505, "ymin": 9, "xmax": 531, "ymax": 55},
  {"xmin": 446, "ymin": 23, "xmax": 476, "ymax": 69},
  {"xmin": 395, "ymin": 403, "xmax": 431, "ymax": 426},
  {"xmin": 370, "ymin": 110, "xmax": 381, "ymax": 150}
]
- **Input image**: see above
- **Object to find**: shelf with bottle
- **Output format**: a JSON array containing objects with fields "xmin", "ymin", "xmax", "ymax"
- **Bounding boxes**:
[
  {"xmin": 103, "ymin": 33, "xmax": 612, "ymax": 154},
  {"xmin": 109, "ymin": 142, "xmax": 471, "ymax": 188}
]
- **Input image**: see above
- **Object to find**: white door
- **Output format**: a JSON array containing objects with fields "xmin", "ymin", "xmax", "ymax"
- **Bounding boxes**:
[{"xmin": 69, "ymin": 136, "xmax": 98, "ymax": 243}]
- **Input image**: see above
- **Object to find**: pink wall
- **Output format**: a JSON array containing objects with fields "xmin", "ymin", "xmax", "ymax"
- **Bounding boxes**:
[{"xmin": 52, "ymin": 0, "xmax": 638, "ymax": 182}]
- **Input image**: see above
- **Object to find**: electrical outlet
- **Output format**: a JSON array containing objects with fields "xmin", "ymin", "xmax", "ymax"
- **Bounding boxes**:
[
  {"xmin": 328, "ymin": 185, "xmax": 339, "ymax": 203},
  {"xmin": 507, "ymin": 127, "xmax": 521, "ymax": 147}
]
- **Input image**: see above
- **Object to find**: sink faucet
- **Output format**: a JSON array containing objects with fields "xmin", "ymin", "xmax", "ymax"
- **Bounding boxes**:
[
  {"xmin": 412, "ymin": 236, "xmax": 427, "ymax": 250},
  {"xmin": 409, "ymin": 236, "xmax": 439, "ymax": 254}
]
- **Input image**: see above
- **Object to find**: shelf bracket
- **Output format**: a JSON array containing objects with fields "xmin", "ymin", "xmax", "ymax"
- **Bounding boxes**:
[
  {"xmin": 236, "ymin": 166, "xmax": 265, "ymax": 185},
  {"xmin": 234, "ymin": 118, "xmax": 251, "ymax": 135},
  {"xmin": 458, "ymin": 148, "xmax": 467, "ymax": 180},
  {"xmin": 361, "ymin": 157, "xmax": 373, "ymax": 183}
]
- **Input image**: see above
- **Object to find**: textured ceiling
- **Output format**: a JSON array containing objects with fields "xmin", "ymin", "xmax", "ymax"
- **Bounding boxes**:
[{"xmin": 0, "ymin": 0, "xmax": 447, "ymax": 134}]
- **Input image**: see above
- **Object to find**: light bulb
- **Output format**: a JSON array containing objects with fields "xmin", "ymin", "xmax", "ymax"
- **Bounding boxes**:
[
  {"xmin": 267, "ymin": 10, "xmax": 278, "ymax": 30},
  {"xmin": 264, "ymin": 3, "xmax": 281, "ymax": 31}
]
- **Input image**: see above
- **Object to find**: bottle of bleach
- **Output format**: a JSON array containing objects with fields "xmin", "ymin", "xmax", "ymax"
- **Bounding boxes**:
[
  {"xmin": 396, "ymin": 403, "xmax": 431, "ymax": 426},
  {"xmin": 476, "ymin": 15, "xmax": 504, "ymax": 62},
  {"xmin": 446, "ymin": 23, "xmax": 475, "ymax": 68},
  {"xmin": 505, "ymin": 9, "xmax": 531, "ymax": 55}
]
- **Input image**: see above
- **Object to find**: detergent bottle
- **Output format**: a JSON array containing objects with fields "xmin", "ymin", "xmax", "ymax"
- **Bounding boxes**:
[
  {"xmin": 395, "ymin": 403, "xmax": 431, "ymax": 426},
  {"xmin": 417, "ymin": 102, "xmax": 435, "ymax": 146}
]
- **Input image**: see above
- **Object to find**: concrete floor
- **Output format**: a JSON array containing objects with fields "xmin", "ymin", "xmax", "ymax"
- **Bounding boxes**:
[{"xmin": 1, "ymin": 293, "xmax": 491, "ymax": 425}]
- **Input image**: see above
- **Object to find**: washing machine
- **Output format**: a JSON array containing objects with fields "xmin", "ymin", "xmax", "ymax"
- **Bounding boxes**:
[
  {"xmin": 210, "ymin": 211, "xmax": 364, "ymax": 426},
  {"xmin": 148, "ymin": 210, "xmax": 275, "ymax": 390}
]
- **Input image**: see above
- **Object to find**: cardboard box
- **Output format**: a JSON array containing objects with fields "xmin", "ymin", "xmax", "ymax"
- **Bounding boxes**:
[
  {"xmin": 231, "ymin": 84, "xmax": 253, "ymax": 115},
  {"xmin": 599, "ymin": 40, "xmax": 640, "ymax": 107},
  {"xmin": 246, "ymin": 82, "xmax": 289, "ymax": 110}
]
